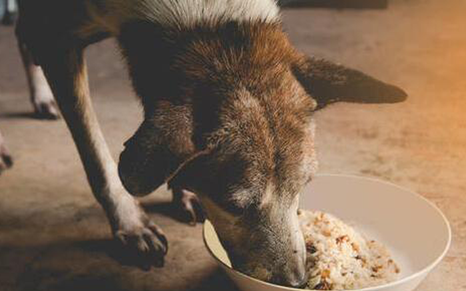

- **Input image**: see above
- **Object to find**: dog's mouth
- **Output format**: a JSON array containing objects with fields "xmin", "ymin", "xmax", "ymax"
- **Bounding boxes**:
[{"xmin": 232, "ymin": 262, "xmax": 308, "ymax": 288}]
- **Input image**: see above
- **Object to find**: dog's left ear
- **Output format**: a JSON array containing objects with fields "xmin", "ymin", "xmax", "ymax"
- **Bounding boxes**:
[{"xmin": 291, "ymin": 54, "xmax": 407, "ymax": 109}]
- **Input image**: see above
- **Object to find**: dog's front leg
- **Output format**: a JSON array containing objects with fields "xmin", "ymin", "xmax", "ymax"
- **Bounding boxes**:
[
  {"xmin": 17, "ymin": 40, "xmax": 59, "ymax": 119},
  {"xmin": 39, "ymin": 47, "xmax": 167, "ymax": 267}
]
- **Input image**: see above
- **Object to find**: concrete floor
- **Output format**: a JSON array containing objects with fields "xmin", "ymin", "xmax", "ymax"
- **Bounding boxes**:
[{"xmin": 0, "ymin": 0, "xmax": 465, "ymax": 290}]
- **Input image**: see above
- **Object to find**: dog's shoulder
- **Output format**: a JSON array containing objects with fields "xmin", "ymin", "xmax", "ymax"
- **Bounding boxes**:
[
  {"xmin": 85, "ymin": 0, "xmax": 280, "ymax": 36},
  {"xmin": 18, "ymin": 0, "xmax": 281, "ymax": 49}
]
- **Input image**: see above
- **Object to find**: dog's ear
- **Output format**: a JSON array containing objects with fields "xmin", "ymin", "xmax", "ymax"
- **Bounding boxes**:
[
  {"xmin": 291, "ymin": 54, "xmax": 407, "ymax": 109},
  {"xmin": 118, "ymin": 112, "xmax": 194, "ymax": 197}
]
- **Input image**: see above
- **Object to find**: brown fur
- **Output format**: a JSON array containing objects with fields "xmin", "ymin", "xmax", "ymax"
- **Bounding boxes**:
[
  {"xmin": 116, "ymin": 21, "xmax": 319, "ymax": 285},
  {"xmin": 15, "ymin": 0, "xmax": 406, "ymax": 286},
  {"xmin": 118, "ymin": 21, "xmax": 317, "ymax": 203},
  {"xmin": 117, "ymin": 20, "xmax": 405, "ymax": 285}
]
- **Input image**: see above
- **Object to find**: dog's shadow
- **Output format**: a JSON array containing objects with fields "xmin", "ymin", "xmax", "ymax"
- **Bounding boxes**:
[
  {"xmin": 0, "ymin": 197, "xmax": 228, "ymax": 291},
  {"xmin": 0, "ymin": 111, "xmax": 37, "ymax": 120},
  {"xmin": 5, "ymin": 238, "xmax": 237, "ymax": 291},
  {"xmin": 0, "ymin": 111, "xmax": 60, "ymax": 121}
]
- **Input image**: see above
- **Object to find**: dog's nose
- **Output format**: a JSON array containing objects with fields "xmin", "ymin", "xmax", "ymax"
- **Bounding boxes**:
[
  {"xmin": 276, "ymin": 263, "xmax": 308, "ymax": 288},
  {"xmin": 285, "ymin": 240, "xmax": 308, "ymax": 288},
  {"xmin": 286, "ymin": 271, "xmax": 308, "ymax": 288}
]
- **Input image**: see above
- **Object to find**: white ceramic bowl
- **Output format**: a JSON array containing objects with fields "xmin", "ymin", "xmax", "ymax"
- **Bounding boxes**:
[{"xmin": 203, "ymin": 174, "xmax": 451, "ymax": 291}]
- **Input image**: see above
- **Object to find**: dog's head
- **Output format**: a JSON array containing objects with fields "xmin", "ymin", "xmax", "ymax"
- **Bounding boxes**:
[
  {"xmin": 118, "ymin": 22, "xmax": 406, "ymax": 287},
  {"xmin": 164, "ymin": 55, "xmax": 406, "ymax": 284}
]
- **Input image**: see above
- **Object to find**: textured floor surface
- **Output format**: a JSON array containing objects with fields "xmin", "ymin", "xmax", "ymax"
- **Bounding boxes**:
[{"xmin": 0, "ymin": 0, "xmax": 465, "ymax": 290}]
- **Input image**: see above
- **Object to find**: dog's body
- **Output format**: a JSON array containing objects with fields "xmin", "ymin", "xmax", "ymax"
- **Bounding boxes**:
[{"xmin": 3, "ymin": 0, "xmax": 406, "ymax": 287}]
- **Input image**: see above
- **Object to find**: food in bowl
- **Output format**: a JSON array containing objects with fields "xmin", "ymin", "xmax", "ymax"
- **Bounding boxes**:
[{"xmin": 298, "ymin": 210, "xmax": 400, "ymax": 290}]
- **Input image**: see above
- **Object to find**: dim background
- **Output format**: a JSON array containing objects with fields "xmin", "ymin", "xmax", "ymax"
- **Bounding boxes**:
[{"xmin": 0, "ymin": 0, "xmax": 465, "ymax": 290}]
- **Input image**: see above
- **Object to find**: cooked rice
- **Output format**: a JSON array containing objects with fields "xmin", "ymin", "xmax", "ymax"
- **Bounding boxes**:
[{"xmin": 298, "ymin": 210, "xmax": 400, "ymax": 290}]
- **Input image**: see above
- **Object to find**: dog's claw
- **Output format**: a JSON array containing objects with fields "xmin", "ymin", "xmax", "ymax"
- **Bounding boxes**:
[
  {"xmin": 172, "ymin": 188, "xmax": 205, "ymax": 225},
  {"xmin": 115, "ymin": 218, "xmax": 168, "ymax": 269},
  {"xmin": 112, "ymin": 196, "xmax": 168, "ymax": 269},
  {"xmin": 147, "ymin": 221, "xmax": 168, "ymax": 251},
  {"xmin": 34, "ymin": 100, "xmax": 60, "ymax": 120}
]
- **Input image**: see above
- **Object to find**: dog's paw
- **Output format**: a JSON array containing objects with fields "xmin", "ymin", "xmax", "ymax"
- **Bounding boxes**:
[
  {"xmin": 113, "ymin": 197, "xmax": 168, "ymax": 269},
  {"xmin": 0, "ymin": 140, "xmax": 13, "ymax": 175},
  {"xmin": 33, "ymin": 100, "xmax": 60, "ymax": 120},
  {"xmin": 172, "ymin": 188, "xmax": 205, "ymax": 226},
  {"xmin": 31, "ymin": 79, "xmax": 60, "ymax": 120}
]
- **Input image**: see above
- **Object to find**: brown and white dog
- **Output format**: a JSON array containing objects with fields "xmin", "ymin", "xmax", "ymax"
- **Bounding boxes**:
[{"xmin": 4, "ymin": 0, "xmax": 407, "ymax": 287}]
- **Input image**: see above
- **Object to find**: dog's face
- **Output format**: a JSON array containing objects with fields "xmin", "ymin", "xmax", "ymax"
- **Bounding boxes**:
[
  {"xmin": 119, "ymin": 73, "xmax": 318, "ymax": 287},
  {"xmin": 163, "ymin": 57, "xmax": 405, "ymax": 287},
  {"xmin": 118, "ymin": 22, "xmax": 406, "ymax": 287},
  {"xmin": 202, "ymin": 187, "xmax": 308, "ymax": 287},
  {"xmin": 168, "ymin": 107, "xmax": 318, "ymax": 286}
]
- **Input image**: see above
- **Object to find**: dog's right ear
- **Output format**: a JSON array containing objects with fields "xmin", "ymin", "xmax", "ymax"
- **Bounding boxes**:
[{"xmin": 291, "ymin": 54, "xmax": 407, "ymax": 109}]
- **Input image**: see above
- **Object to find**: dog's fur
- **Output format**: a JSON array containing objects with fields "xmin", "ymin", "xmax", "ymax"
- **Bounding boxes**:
[{"xmin": 9, "ymin": 0, "xmax": 406, "ymax": 287}]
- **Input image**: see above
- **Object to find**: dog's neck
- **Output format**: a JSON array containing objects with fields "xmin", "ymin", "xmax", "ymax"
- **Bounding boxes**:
[
  {"xmin": 118, "ymin": 18, "xmax": 316, "ymax": 191},
  {"xmin": 103, "ymin": 0, "xmax": 280, "ymax": 31},
  {"xmin": 117, "ymin": 19, "xmax": 295, "ymax": 113}
]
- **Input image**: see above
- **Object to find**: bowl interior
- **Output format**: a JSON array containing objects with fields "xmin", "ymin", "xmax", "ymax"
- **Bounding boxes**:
[{"xmin": 203, "ymin": 174, "xmax": 451, "ymax": 289}]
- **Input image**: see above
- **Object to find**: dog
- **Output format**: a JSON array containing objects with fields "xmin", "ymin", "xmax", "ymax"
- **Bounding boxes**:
[
  {"xmin": 0, "ymin": 0, "xmax": 58, "ymax": 173},
  {"xmin": 4, "ymin": 0, "xmax": 407, "ymax": 287}
]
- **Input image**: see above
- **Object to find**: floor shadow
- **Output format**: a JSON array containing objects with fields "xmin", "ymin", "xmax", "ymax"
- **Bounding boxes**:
[
  {"xmin": 0, "ymin": 111, "xmax": 37, "ymax": 120},
  {"xmin": 279, "ymin": 0, "xmax": 388, "ymax": 9},
  {"xmin": 187, "ymin": 269, "xmax": 238, "ymax": 291},
  {"xmin": 0, "ymin": 238, "xmax": 237, "ymax": 291},
  {"xmin": 77, "ymin": 238, "xmax": 166, "ymax": 270},
  {"xmin": 1, "ymin": 240, "xmax": 133, "ymax": 291},
  {"xmin": 0, "ymin": 111, "xmax": 60, "ymax": 121}
]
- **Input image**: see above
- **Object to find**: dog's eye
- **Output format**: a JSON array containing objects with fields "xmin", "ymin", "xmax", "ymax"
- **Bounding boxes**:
[
  {"xmin": 205, "ymin": 194, "xmax": 246, "ymax": 216},
  {"xmin": 224, "ymin": 189, "xmax": 256, "ymax": 215}
]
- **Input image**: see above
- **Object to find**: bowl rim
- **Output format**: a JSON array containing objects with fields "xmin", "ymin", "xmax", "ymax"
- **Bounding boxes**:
[{"xmin": 202, "ymin": 174, "xmax": 452, "ymax": 291}]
